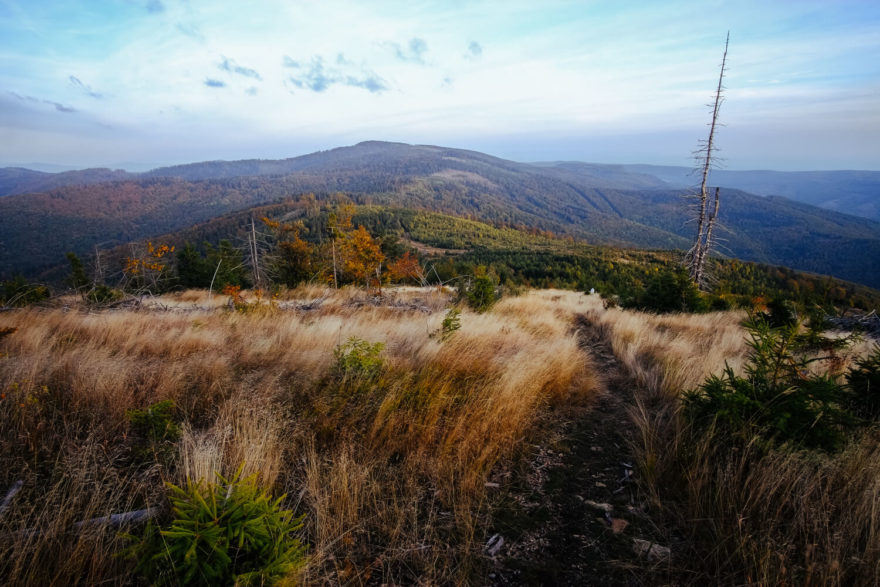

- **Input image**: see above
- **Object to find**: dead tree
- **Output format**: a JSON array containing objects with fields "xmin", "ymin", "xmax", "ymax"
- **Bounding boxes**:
[
  {"xmin": 248, "ymin": 216, "xmax": 263, "ymax": 289},
  {"xmin": 685, "ymin": 32, "xmax": 729, "ymax": 288}
]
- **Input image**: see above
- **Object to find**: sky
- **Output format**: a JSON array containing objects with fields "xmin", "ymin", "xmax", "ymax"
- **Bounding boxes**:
[{"xmin": 1, "ymin": 0, "xmax": 878, "ymax": 171}]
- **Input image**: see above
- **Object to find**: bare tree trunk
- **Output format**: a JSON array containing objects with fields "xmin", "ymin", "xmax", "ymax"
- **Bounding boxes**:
[
  {"xmin": 375, "ymin": 262, "xmax": 383, "ymax": 295},
  {"xmin": 686, "ymin": 32, "xmax": 729, "ymax": 288},
  {"xmin": 331, "ymin": 240, "xmax": 339, "ymax": 289},
  {"xmin": 695, "ymin": 187, "xmax": 721, "ymax": 286},
  {"xmin": 93, "ymin": 246, "xmax": 104, "ymax": 285},
  {"xmin": 249, "ymin": 216, "xmax": 262, "ymax": 289},
  {"xmin": 208, "ymin": 257, "xmax": 222, "ymax": 304}
]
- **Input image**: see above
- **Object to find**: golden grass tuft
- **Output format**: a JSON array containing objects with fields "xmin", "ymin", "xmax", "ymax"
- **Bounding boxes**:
[
  {"xmin": 0, "ymin": 287, "xmax": 599, "ymax": 584},
  {"xmin": 587, "ymin": 306, "xmax": 749, "ymax": 396}
]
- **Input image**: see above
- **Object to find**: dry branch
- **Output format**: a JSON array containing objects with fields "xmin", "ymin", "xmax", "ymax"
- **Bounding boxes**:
[{"xmin": 0, "ymin": 480, "xmax": 24, "ymax": 518}]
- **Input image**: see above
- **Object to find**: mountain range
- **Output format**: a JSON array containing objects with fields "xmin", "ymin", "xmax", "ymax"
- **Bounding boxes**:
[{"xmin": 1, "ymin": 141, "xmax": 878, "ymax": 288}]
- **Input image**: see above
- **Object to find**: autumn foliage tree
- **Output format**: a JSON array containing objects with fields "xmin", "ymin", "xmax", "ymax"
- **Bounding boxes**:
[
  {"xmin": 124, "ymin": 241, "xmax": 175, "ymax": 293},
  {"xmin": 341, "ymin": 225, "xmax": 385, "ymax": 290},
  {"xmin": 327, "ymin": 204, "xmax": 355, "ymax": 289},
  {"xmin": 262, "ymin": 217, "xmax": 316, "ymax": 287},
  {"xmin": 386, "ymin": 251, "xmax": 423, "ymax": 284}
]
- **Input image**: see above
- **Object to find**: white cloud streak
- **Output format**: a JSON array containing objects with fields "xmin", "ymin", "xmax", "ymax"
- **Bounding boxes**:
[{"xmin": 0, "ymin": 0, "xmax": 877, "ymax": 169}]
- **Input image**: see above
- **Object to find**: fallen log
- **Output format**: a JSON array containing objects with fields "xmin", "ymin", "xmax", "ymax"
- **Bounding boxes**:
[
  {"xmin": 73, "ymin": 506, "xmax": 161, "ymax": 530},
  {"xmin": 8, "ymin": 506, "xmax": 161, "ymax": 540}
]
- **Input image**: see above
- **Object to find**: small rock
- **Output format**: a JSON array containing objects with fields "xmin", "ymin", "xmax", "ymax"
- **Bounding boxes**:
[
  {"xmin": 633, "ymin": 538, "xmax": 671, "ymax": 561},
  {"xmin": 584, "ymin": 500, "xmax": 613, "ymax": 512},
  {"xmin": 484, "ymin": 482, "xmax": 500, "ymax": 489},
  {"xmin": 595, "ymin": 481, "xmax": 606, "ymax": 488},
  {"xmin": 486, "ymin": 534, "xmax": 505, "ymax": 557},
  {"xmin": 590, "ymin": 446, "xmax": 603, "ymax": 452}
]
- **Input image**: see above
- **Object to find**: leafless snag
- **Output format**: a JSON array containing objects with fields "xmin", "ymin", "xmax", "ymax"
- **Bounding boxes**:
[
  {"xmin": 248, "ymin": 216, "xmax": 263, "ymax": 289},
  {"xmin": 685, "ymin": 32, "xmax": 729, "ymax": 288}
]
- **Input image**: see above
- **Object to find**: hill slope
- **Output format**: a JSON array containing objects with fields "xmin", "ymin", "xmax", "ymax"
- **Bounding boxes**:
[
  {"xmin": 1, "ymin": 142, "xmax": 879, "ymax": 288},
  {"xmin": 0, "ymin": 167, "xmax": 134, "ymax": 196},
  {"xmin": 614, "ymin": 164, "xmax": 880, "ymax": 222}
]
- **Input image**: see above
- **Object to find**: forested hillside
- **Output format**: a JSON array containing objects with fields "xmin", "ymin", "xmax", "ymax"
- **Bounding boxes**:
[
  {"xmin": 76, "ymin": 199, "xmax": 878, "ymax": 311},
  {"xmin": 618, "ymin": 164, "xmax": 880, "ymax": 222},
  {"xmin": 2, "ymin": 142, "xmax": 879, "ymax": 288}
]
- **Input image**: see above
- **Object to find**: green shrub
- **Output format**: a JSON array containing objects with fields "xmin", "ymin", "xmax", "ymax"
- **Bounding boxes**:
[
  {"xmin": 761, "ymin": 297, "xmax": 798, "ymax": 327},
  {"xmin": 129, "ymin": 469, "xmax": 307, "ymax": 586},
  {"xmin": 439, "ymin": 307, "xmax": 461, "ymax": 341},
  {"xmin": 464, "ymin": 275, "xmax": 497, "ymax": 312},
  {"xmin": 621, "ymin": 267, "xmax": 707, "ymax": 313},
  {"xmin": 683, "ymin": 318, "xmax": 853, "ymax": 451},
  {"xmin": 1, "ymin": 276, "xmax": 50, "ymax": 307},
  {"xmin": 127, "ymin": 400, "xmax": 180, "ymax": 463},
  {"xmin": 86, "ymin": 283, "xmax": 124, "ymax": 305},
  {"xmin": 708, "ymin": 294, "xmax": 732, "ymax": 311},
  {"xmin": 332, "ymin": 337, "xmax": 385, "ymax": 379},
  {"xmin": 846, "ymin": 344, "xmax": 880, "ymax": 421},
  {"xmin": 65, "ymin": 251, "xmax": 89, "ymax": 291},
  {"xmin": 127, "ymin": 400, "xmax": 180, "ymax": 443}
]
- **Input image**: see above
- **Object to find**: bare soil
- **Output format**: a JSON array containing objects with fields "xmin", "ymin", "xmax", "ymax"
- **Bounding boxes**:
[{"xmin": 486, "ymin": 314, "xmax": 667, "ymax": 586}]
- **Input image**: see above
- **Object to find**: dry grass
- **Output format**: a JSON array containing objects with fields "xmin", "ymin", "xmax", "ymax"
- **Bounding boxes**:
[
  {"xmin": 678, "ymin": 429, "xmax": 880, "ymax": 586},
  {"xmin": 591, "ymin": 305, "xmax": 880, "ymax": 585},
  {"xmin": 0, "ymin": 287, "xmax": 599, "ymax": 585},
  {"xmin": 586, "ymin": 306, "xmax": 749, "ymax": 397}
]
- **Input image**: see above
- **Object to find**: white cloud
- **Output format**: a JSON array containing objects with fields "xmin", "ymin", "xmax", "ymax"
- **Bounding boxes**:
[{"xmin": 0, "ymin": 0, "xmax": 878, "ymax": 169}]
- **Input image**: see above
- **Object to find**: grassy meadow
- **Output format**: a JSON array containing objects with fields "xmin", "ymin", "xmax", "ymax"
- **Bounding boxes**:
[
  {"xmin": 1, "ymin": 285, "xmax": 878, "ymax": 585},
  {"xmin": 0, "ymin": 287, "xmax": 600, "ymax": 585}
]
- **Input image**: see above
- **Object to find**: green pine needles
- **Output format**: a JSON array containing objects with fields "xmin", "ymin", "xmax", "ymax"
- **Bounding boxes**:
[
  {"xmin": 332, "ymin": 337, "xmax": 385, "ymax": 380},
  {"xmin": 439, "ymin": 307, "xmax": 462, "ymax": 341},
  {"xmin": 683, "ymin": 317, "xmax": 880, "ymax": 451},
  {"xmin": 129, "ymin": 468, "xmax": 307, "ymax": 586}
]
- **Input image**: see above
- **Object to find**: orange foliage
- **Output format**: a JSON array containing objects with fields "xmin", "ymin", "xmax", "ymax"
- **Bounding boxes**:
[
  {"xmin": 387, "ymin": 251, "xmax": 422, "ymax": 283},
  {"xmin": 124, "ymin": 241, "xmax": 175, "ymax": 278},
  {"xmin": 342, "ymin": 225, "xmax": 385, "ymax": 288}
]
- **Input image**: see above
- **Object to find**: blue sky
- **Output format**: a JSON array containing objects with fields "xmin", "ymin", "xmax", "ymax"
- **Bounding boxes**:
[{"xmin": 1, "ymin": 0, "xmax": 878, "ymax": 171}]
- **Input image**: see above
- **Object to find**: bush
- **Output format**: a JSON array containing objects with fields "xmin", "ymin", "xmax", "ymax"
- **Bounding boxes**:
[
  {"xmin": 438, "ymin": 307, "xmax": 461, "ymax": 341},
  {"xmin": 86, "ymin": 284, "xmax": 124, "ymax": 305},
  {"xmin": 1, "ymin": 276, "xmax": 50, "ymax": 307},
  {"xmin": 846, "ymin": 344, "xmax": 880, "ymax": 421},
  {"xmin": 127, "ymin": 400, "xmax": 180, "ymax": 463},
  {"xmin": 683, "ymin": 318, "xmax": 855, "ymax": 451},
  {"xmin": 127, "ymin": 400, "xmax": 179, "ymax": 442},
  {"xmin": 332, "ymin": 337, "xmax": 385, "ymax": 379},
  {"xmin": 621, "ymin": 267, "xmax": 707, "ymax": 313},
  {"xmin": 66, "ymin": 252, "xmax": 89, "ymax": 291},
  {"xmin": 464, "ymin": 275, "xmax": 497, "ymax": 312},
  {"xmin": 761, "ymin": 297, "xmax": 798, "ymax": 327},
  {"xmin": 708, "ymin": 294, "xmax": 732, "ymax": 311},
  {"xmin": 129, "ymin": 469, "xmax": 307, "ymax": 586}
]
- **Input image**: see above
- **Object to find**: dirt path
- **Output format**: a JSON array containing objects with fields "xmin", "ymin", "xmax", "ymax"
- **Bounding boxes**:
[{"xmin": 486, "ymin": 313, "xmax": 664, "ymax": 586}]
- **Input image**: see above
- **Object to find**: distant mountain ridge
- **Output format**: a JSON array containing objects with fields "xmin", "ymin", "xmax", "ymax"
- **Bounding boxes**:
[
  {"xmin": 4, "ymin": 142, "xmax": 878, "ymax": 222},
  {"xmin": 0, "ymin": 167, "xmax": 134, "ymax": 196},
  {"xmin": 1, "ymin": 141, "xmax": 879, "ymax": 288},
  {"xmin": 615, "ymin": 164, "xmax": 880, "ymax": 222}
]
